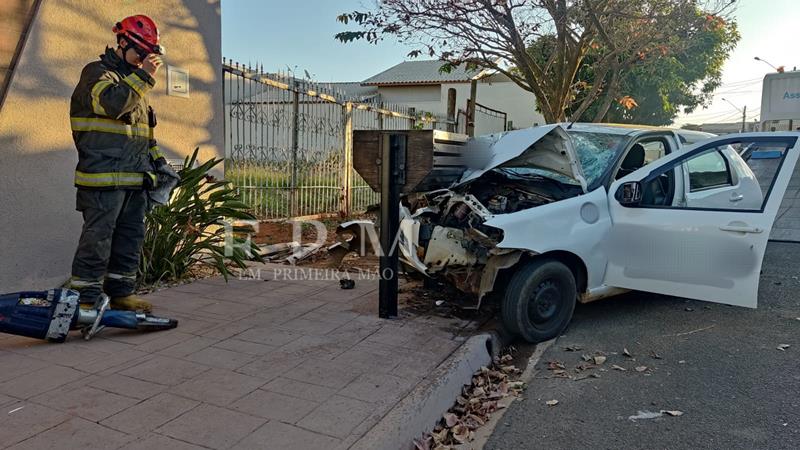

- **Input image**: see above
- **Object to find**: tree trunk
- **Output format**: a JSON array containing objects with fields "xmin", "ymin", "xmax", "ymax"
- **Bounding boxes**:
[{"xmin": 592, "ymin": 71, "xmax": 621, "ymax": 122}]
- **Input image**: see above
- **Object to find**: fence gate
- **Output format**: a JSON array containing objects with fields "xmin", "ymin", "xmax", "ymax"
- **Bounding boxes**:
[
  {"xmin": 223, "ymin": 60, "xmax": 447, "ymax": 220},
  {"xmin": 224, "ymin": 62, "xmax": 344, "ymax": 219}
]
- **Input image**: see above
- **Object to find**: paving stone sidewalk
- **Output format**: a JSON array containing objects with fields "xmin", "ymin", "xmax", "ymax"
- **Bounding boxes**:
[{"xmin": 0, "ymin": 264, "xmax": 480, "ymax": 450}]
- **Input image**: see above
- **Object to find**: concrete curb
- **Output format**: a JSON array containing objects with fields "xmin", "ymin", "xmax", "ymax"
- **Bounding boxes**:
[
  {"xmin": 466, "ymin": 338, "xmax": 555, "ymax": 450},
  {"xmin": 350, "ymin": 333, "xmax": 495, "ymax": 450}
]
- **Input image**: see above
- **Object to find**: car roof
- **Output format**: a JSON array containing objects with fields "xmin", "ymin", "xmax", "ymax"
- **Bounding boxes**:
[
  {"xmin": 560, "ymin": 122, "xmax": 672, "ymax": 137},
  {"xmin": 673, "ymin": 129, "xmax": 717, "ymax": 141}
]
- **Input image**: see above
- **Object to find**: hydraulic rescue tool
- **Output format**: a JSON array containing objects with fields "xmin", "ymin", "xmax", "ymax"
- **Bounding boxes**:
[{"xmin": 0, "ymin": 289, "xmax": 177, "ymax": 343}]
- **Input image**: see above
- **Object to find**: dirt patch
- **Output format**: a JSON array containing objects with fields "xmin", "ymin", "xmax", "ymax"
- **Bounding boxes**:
[
  {"xmin": 252, "ymin": 217, "xmax": 343, "ymax": 247},
  {"xmin": 253, "ymin": 215, "xmax": 378, "ymax": 268}
]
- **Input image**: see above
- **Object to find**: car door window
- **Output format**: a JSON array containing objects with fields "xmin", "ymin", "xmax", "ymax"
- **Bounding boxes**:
[
  {"xmin": 625, "ymin": 137, "xmax": 795, "ymax": 212},
  {"xmin": 604, "ymin": 134, "xmax": 800, "ymax": 309},
  {"xmin": 641, "ymin": 140, "xmax": 667, "ymax": 165},
  {"xmin": 686, "ymin": 150, "xmax": 731, "ymax": 191}
]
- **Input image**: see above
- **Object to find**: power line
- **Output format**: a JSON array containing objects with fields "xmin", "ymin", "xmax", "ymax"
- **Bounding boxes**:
[
  {"xmin": 686, "ymin": 109, "xmax": 742, "ymax": 123},
  {"xmin": 716, "ymin": 111, "xmax": 746, "ymax": 123},
  {"xmin": 683, "ymin": 108, "xmax": 741, "ymax": 121},
  {"xmin": 712, "ymin": 89, "xmax": 761, "ymax": 96},
  {"xmin": 718, "ymin": 77, "xmax": 762, "ymax": 87}
]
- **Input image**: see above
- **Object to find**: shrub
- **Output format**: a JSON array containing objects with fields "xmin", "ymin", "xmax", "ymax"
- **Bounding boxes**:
[{"xmin": 139, "ymin": 148, "xmax": 262, "ymax": 286}]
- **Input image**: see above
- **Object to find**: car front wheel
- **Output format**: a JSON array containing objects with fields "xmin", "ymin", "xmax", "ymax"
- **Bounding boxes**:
[{"xmin": 501, "ymin": 259, "xmax": 577, "ymax": 343}]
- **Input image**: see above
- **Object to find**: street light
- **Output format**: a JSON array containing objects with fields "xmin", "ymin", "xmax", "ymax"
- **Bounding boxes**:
[
  {"xmin": 754, "ymin": 56, "xmax": 784, "ymax": 72},
  {"xmin": 722, "ymin": 97, "xmax": 746, "ymax": 132}
]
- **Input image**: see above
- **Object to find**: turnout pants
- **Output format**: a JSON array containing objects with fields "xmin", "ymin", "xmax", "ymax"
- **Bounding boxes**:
[{"xmin": 69, "ymin": 189, "xmax": 148, "ymax": 304}]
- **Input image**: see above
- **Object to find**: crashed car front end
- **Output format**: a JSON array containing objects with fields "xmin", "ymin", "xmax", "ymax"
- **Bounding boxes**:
[{"xmin": 394, "ymin": 125, "xmax": 588, "ymax": 308}]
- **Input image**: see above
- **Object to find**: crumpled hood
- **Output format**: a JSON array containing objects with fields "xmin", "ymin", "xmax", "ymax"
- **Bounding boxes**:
[{"xmin": 457, "ymin": 124, "xmax": 587, "ymax": 192}]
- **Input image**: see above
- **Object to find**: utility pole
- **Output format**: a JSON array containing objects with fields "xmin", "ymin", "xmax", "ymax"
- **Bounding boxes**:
[
  {"xmin": 741, "ymin": 105, "xmax": 746, "ymax": 133},
  {"xmin": 722, "ymin": 97, "xmax": 746, "ymax": 133}
]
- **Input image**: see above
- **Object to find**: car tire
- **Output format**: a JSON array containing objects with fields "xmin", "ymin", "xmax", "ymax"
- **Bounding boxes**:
[{"xmin": 501, "ymin": 259, "xmax": 577, "ymax": 343}]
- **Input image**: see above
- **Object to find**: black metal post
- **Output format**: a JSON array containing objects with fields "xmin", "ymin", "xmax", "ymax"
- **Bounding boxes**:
[{"xmin": 378, "ymin": 134, "xmax": 405, "ymax": 319}]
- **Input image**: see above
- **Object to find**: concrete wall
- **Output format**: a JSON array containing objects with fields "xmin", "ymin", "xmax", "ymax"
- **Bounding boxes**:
[
  {"xmin": 0, "ymin": 0, "xmax": 222, "ymax": 292},
  {"xmin": 0, "ymin": 0, "xmax": 37, "ymax": 98},
  {"xmin": 376, "ymin": 85, "xmax": 442, "ymax": 117},
  {"xmin": 371, "ymin": 75, "xmax": 544, "ymax": 135}
]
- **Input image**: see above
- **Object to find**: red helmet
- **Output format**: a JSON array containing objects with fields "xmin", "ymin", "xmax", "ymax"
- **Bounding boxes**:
[{"xmin": 112, "ymin": 15, "xmax": 165, "ymax": 55}]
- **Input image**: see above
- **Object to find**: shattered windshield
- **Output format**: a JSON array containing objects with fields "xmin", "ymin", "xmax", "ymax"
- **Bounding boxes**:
[
  {"xmin": 484, "ymin": 128, "xmax": 629, "ymax": 188},
  {"xmin": 567, "ymin": 131, "xmax": 627, "ymax": 186}
]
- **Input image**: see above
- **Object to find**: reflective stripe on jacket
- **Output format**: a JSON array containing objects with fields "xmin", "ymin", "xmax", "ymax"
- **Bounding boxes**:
[{"xmin": 70, "ymin": 48, "xmax": 161, "ymax": 190}]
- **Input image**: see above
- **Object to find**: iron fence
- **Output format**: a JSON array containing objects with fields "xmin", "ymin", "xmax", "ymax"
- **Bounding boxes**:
[{"xmin": 223, "ymin": 60, "xmax": 448, "ymax": 219}]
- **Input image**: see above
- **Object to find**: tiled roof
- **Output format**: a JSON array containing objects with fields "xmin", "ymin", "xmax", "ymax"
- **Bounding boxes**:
[
  {"xmin": 361, "ymin": 60, "xmax": 481, "ymax": 85},
  {"xmin": 321, "ymin": 82, "xmax": 379, "ymax": 101}
]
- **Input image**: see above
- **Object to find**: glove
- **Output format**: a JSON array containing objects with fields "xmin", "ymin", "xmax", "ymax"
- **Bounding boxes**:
[{"xmin": 148, "ymin": 162, "xmax": 180, "ymax": 205}]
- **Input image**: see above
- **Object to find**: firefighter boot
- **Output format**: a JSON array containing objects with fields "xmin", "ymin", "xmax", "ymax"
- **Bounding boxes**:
[{"xmin": 110, "ymin": 295, "xmax": 153, "ymax": 313}]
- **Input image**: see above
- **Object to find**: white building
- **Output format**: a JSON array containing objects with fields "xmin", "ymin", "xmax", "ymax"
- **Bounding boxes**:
[{"xmin": 332, "ymin": 60, "xmax": 545, "ymax": 135}]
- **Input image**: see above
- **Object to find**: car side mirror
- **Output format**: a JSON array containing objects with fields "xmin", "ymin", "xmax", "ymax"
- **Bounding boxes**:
[{"xmin": 617, "ymin": 181, "xmax": 643, "ymax": 206}]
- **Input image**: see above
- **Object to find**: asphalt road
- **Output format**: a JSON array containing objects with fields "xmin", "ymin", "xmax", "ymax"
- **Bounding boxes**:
[{"xmin": 486, "ymin": 242, "xmax": 800, "ymax": 450}]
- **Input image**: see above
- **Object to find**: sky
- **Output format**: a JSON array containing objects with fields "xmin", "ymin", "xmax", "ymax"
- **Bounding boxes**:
[
  {"xmin": 221, "ymin": 0, "xmax": 799, "ymax": 126},
  {"xmin": 221, "ymin": 0, "xmax": 415, "ymax": 82}
]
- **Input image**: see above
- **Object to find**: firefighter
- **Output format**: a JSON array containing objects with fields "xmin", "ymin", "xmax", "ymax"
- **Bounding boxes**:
[{"xmin": 67, "ymin": 15, "xmax": 166, "ymax": 312}]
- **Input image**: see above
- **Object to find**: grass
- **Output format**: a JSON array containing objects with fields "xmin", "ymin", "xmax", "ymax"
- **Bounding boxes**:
[{"xmin": 225, "ymin": 161, "xmax": 376, "ymax": 219}]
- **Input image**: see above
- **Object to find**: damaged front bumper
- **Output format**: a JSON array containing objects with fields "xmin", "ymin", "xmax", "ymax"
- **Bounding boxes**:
[{"xmin": 396, "ymin": 191, "xmax": 527, "ymax": 309}]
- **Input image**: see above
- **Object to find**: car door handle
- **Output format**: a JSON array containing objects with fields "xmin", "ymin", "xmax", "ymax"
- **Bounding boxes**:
[
  {"xmin": 719, "ymin": 225, "xmax": 763, "ymax": 234},
  {"xmin": 729, "ymin": 193, "xmax": 744, "ymax": 202}
]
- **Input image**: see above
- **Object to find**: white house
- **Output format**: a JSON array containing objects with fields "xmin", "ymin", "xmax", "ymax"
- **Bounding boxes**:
[{"xmin": 334, "ymin": 60, "xmax": 545, "ymax": 135}]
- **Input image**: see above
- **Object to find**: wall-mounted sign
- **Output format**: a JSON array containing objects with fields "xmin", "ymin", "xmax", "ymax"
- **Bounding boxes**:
[{"xmin": 167, "ymin": 66, "xmax": 189, "ymax": 98}]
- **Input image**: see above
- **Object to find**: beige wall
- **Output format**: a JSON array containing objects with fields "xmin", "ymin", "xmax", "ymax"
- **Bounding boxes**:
[
  {"xmin": 376, "ymin": 85, "xmax": 442, "ymax": 115},
  {"xmin": 441, "ymin": 75, "xmax": 545, "ymax": 133},
  {"xmin": 0, "ymin": 0, "xmax": 37, "ymax": 96},
  {"xmin": 371, "ymin": 76, "xmax": 545, "ymax": 134},
  {"xmin": 0, "ymin": 0, "xmax": 222, "ymax": 292}
]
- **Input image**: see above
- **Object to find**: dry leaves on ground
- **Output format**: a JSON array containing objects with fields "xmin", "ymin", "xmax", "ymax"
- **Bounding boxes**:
[{"xmin": 413, "ymin": 353, "xmax": 525, "ymax": 450}]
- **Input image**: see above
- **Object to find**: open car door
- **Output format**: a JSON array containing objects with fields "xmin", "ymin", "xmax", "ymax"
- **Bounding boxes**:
[{"xmin": 603, "ymin": 133, "xmax": 800, "ymax": 308}]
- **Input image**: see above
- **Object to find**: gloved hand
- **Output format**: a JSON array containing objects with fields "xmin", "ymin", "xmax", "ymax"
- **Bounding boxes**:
[{"xmin": 148, "ymin": 162, "xmax": 181, "ymax": 205}]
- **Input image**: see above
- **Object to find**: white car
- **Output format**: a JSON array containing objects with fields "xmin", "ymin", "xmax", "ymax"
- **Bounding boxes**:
[{"xmin": 395, "ymin": 124, "xmax": 800, "ymax": 343}]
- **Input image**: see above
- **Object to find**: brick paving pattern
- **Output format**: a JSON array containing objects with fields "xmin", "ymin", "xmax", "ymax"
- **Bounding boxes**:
[{"xmin": 0, "ymin": 264, "xmax": 478, "ymax": 449}]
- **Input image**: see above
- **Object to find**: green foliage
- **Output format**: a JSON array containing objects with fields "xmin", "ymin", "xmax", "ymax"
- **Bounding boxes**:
[
  {"xmin": 565, "ymin": 11, "xmax": 740, "ymax": 125},
  {"xmin": 139, "ymin": 148, "xmax": 262, "ymax": 286},
  {"xmin": 334, "ymin": 1, "xmax": 739, "ymax": 123}
]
